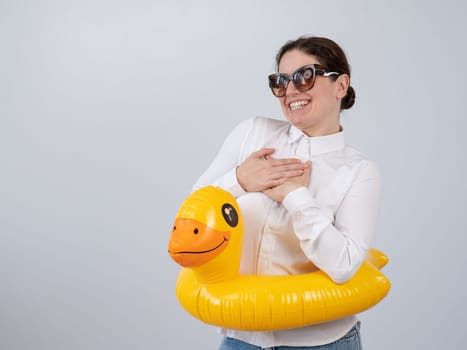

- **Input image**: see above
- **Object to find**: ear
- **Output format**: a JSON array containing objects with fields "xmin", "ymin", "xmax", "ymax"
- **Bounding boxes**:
[{"xmin": 335, "ymin": 74, "xmax": 350, "ymax": 100}]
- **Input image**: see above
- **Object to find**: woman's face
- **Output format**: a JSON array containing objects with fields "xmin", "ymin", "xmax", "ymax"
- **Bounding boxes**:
[{"xmin": 277, "ymin": 49, "xmax": 347, "ymax": 136}]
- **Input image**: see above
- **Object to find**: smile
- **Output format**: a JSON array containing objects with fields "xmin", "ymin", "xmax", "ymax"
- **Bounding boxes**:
[
  {"xmin": 289, "ymin": 100, "xmax": 309, "ymax": 110},
  {"xmin": 175, "ymin": 237, "xmax": 228, "ymax": 255}
]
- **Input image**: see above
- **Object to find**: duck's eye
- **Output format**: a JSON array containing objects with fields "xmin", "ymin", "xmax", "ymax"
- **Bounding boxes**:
[
  {"xmin": 173, "ymin": 226, "xmax": 176, "ymax": 231},
  {"xmin": 221, "ymin": 203, "xmax": 238, "ymax": 227},
  {"xmin": 193, "ymin": 228, "xmax": 199, "ymax": 234}
]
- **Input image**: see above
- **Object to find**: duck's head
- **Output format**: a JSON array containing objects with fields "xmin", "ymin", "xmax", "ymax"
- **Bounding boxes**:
[{"xmin": 168, "ymin": 186, "xmax": 243, "ymax": 281}]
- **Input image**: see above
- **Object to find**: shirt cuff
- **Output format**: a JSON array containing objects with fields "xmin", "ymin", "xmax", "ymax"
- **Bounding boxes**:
[
  {"xmin": 221, "ymin": 168, "xmax": 247, "ymax": 198},
  {"xmin": 282, "ymin": 186, "xmax": 314, "ymax": 214}
]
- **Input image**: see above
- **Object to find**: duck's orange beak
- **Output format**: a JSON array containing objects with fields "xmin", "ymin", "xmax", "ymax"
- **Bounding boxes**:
[{"xmin": 168, "ymin": 217, "xmax": 231, "ymax": 268}]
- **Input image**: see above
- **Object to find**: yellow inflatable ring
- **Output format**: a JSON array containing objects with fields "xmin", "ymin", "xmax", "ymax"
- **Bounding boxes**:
[{"xmin": 168, "ymin": 186, "xmax": 391, "ymax": 331}]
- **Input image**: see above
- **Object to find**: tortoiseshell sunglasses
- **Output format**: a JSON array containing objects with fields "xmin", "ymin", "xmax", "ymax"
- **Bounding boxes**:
[{"xmin": 268, "ymin": 64, "xmax": 339, "ymax": 97}]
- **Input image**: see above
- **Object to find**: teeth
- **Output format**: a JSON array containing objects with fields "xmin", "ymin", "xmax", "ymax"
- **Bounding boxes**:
[{"xmin": 289, "ymin": 100, "xmax": 309, "ymax": 110}]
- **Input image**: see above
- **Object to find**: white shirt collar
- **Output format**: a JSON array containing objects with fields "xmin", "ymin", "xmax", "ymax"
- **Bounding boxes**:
[{"xmin": 287, "ymin": 124, "xmax": 346, "ymax": 156}]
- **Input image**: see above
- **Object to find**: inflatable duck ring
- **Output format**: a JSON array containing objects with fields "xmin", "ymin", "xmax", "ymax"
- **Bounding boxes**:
[{"xmin": 168, "ymin": 186, "xmax": 391, "ymax": 331}]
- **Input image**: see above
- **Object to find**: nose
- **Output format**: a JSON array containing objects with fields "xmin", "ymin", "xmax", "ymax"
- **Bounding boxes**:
[{"xmin": 285, "ymin": 79, "xmax": 299, "ymax": 95}]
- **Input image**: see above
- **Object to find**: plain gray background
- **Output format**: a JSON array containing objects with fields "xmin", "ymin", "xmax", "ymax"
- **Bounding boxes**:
[{"xmin": 1, "ymin": 0, "xmax": 466, "ymax": 349}]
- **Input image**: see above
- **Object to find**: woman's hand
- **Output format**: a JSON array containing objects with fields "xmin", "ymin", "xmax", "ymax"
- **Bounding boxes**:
[
  {"xmin": 263, "ymin": 161, "xmax": 312, "ymax": 203},
  {"xmin": 236, "ymin": 148, "xmax": 308, "ymax": 192}
]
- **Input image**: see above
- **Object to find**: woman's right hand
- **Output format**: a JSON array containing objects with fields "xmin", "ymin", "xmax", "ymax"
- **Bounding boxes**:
[{"xmin": 236, "ymin": 148, "xmax": 307, "ymax": 192}]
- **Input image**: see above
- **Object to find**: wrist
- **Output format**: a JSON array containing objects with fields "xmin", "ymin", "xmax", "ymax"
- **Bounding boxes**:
[{"xmin": 235, "ymin": 166, "xmax": 247, "ymax": 191}]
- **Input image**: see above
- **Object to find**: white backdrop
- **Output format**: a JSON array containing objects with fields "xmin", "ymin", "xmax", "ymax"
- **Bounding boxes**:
[{"xmin": 1, "ymin": 0, "xmax": 466, "ymax": 349}]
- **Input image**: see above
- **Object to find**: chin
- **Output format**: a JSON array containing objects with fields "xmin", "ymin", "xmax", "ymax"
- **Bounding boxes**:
[{"xmin": 287, "ymin": 113, "xmax": 311, "ymax": 128}]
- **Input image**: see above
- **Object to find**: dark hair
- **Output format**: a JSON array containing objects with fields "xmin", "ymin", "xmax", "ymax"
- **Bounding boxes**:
[{"xmin": 275, "ymin": 36, "xmax": 355, "ymax": 110}]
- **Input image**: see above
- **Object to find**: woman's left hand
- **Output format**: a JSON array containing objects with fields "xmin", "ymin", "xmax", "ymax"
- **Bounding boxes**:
[{"xmin": 263, "ymin": 161, "xmax": 312, "ymax": 202}]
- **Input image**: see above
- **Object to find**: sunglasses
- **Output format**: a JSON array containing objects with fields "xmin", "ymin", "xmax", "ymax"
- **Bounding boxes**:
[{"xmin": 268, "ymin": 64, "xmax": 340, "ymax": 97}]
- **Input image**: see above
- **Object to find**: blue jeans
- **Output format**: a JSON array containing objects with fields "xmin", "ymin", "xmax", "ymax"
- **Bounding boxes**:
[{"xmin": 219, "ymin": 322, "xmax": 362, "ymax": 350}]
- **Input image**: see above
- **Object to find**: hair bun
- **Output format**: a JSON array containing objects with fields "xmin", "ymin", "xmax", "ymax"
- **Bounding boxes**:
[{"xmin": 341, "ymin": 86, "xmax": 355, "ymax": 110}]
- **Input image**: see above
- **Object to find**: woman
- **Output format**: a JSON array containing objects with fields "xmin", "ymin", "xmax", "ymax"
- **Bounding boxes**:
[{"xmin": 193, "ymin": 36, "xmax": 382, "ymax": 349}]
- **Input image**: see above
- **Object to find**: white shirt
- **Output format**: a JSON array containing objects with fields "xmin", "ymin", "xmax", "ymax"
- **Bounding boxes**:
[{"xmin": 193, "ymin": 116, "xmax": 382, "ymax": 347}]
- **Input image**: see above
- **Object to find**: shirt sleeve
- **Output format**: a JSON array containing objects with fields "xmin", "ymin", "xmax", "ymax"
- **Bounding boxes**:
[
  {"xmin": 282, "ymin": 160, "xmax": 382, "ymax": 283},
  {"xmin": 192, "ymin": 118, "xmax": 253, "ymax": 197}
]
